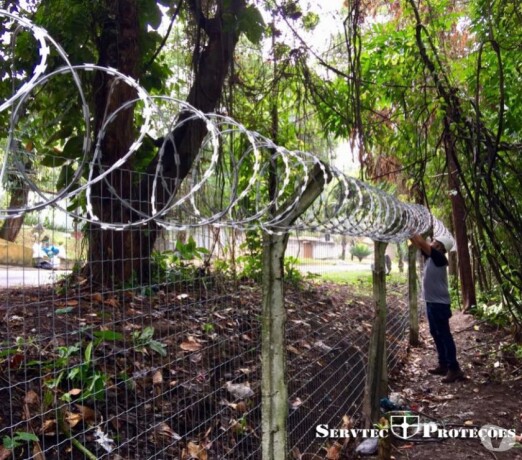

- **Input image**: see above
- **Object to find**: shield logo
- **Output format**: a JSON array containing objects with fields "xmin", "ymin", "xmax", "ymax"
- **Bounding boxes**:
[{"xmin": 389, "ymin": 414, "xmax": 421, "ymax": 440}]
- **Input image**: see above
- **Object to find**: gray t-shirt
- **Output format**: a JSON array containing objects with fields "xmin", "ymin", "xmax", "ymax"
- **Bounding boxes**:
[{"xmin": 422, "ymin": 248, "xmax": 450, "ymax": 304}]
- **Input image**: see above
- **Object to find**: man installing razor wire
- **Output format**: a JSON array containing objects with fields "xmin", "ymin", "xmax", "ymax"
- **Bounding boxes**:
[{"xmin": 410, "ymin": 233, "xmax": 466, "ymax": 383}]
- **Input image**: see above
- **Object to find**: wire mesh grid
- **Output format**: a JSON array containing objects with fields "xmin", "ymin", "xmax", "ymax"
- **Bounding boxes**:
[
  {"xmin": 285, "ymin": 283, "xmax": 411, "ymax": 457},
  {"xmin": 0, "ymin": 214, "xmax": 413, "ymax": 460},
  {"xmin": 1, "ymin": 264, "xmax": 261, "ymax": 458},
  {"xmin": 0, "ymin": 9, "xmax": 446, "ymax": 459}
]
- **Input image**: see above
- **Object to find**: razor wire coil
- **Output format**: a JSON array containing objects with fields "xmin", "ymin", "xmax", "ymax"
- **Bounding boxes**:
[{"xmin": 0, "ymin": 9, "xmax": 454, "ymax": 245}]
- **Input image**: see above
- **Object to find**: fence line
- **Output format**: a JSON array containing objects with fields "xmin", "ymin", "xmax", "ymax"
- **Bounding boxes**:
[
  {"xmin": 0, "ymin": 10, "xmax": 433, "ymax": 459},
  {"xmin": 1, "ymin": 268, "xmax": 412, "ymax": 459},
  {"xmin": 1, "ymin": 9, "xmax": 453, "ymax": 244}
]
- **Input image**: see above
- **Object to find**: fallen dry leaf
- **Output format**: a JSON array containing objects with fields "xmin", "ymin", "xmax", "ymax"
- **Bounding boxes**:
[
  {"xmin": 75, "ymin": 404, "xmax": 96, "ymax": 424},
  {"xmin": 40, "ymin": 419, "xmax": 57, "ymax": 435},
  {"xmin": 225, "ymin": 381, "xmax": 254, "ymax": 400},
  {"xmin": 65, "ymin": 411, "xmax": 83, "ymax": 428},
  {"xmin": 24, "ymin": 390, "xmax": 40, "ymax": 405},
  {"xmin": 155, "ymin": 422, "xmax": 181, "ymax": 441},
  {"xmin": 398, "ymin": 443, "xmax": 414, "ymax": 449},
  {"xmin": 32, "ymin": 440, "xmax": 45, "ymax": 460},
  {"xmin": 234, "ymin": 401, "xmax": 248, "ymax": 413},
  {"xmin": 0, "ymin": 446, "xmax": 12, "ymax": 460},
  {"xmin": 92, "ymin": 292, "xmax": 103, "ymax": 303},
  {"xmin": 153, "ymin": 370, "xmax": 163, "ymax": 385},
  {"xmin": 180, "ymin": 337, "xmax": 202, "ymax": 352},
  {"xmin": 103, "ymin": 297, "xmax": 120, "ymax": 308},
  {"xmin": 184, "ymin": 441, "xmax": 208, "ymax": 460},
  {"xmin": 324, "ymin": 441, "xmax": 343, "ymax": 459},
  {"xmin": 290, "ymin": 446, "xmax": 302, "ymax": 459},
  {"xmin": 432, "ymin": 394, "xmax": 457, "ymax": 401},
  {"xmin": 286, "ymin": 345, "xmax": 301, "ymax": 355}
]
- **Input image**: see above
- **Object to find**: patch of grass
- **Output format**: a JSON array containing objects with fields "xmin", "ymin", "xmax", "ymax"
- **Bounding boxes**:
[
  {"xmin": 320, "ymin": 270, "xmax": 372, "ymax": 285},
  {"xmin": 295, "ymin": 258, "xmax": 338, "ymax": 265},
  {"xmin": 318, "ymin": 270, "xmax": 407, "ymax": 287}
]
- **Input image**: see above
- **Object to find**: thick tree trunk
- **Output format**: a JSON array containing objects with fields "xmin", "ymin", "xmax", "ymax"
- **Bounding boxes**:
[
  {"xmin": 0, "ymin": 147, "xmax": 32, "ymax": 242},
  {"xmin": 85, "ymin": 0, "xmax": 245, "ymax": 285},
  {"xmin": 444, "ymin": 119, "xmax": 477, "ymax": 311},
  {"xmin": 0, "ymin": 183, "xmax": 29, "ymax": 242},
  {"xmin": 84, "ymin": 0, "xmax": 140, "ymax": 284}
]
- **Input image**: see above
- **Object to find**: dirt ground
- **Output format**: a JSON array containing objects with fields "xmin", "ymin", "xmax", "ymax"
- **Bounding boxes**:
[
  {"xmin": 387, "ymin": 310, "xmax": 522, "ymax": 459},
  {"xmin": 0, "ymin": 278, "xmax": 386, "ymax": 460},
  {"xmin": 1, "ymin": 276, "xmax": 521, "ymax": 459}
]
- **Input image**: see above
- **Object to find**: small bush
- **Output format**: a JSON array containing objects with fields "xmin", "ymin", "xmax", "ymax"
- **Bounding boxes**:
[{"xmin": 350, "ymin": 243, "xmax": 371, "ymax": 262}]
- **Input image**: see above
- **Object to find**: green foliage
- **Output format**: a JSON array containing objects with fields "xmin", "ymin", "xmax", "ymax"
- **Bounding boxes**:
[
  {"xmin": 40, "ymin": 325, "xmax": 165, "ymax": 403},
  {"xmin": 283, "ymin": 256, "xmax": 304, "ymax": 285},
  {"xmin": 3, "ymin": 432, "xmax": 39, "ymax": 450},
  {"xmin": 301, "ymin": 12, "xmax": 319, "ymax": 31},
  {"xmin": 237, "ymin": 231, "xmax": 263, "ymax": 281},
  {"xmin": 320, "ymin": 270, "xmax": 407, "ymax": 288},
  {"xmin": 502, "ymin": 343, "xmax": 522, "ymax": 360},
  {"xmin": 212, "ymin": 258, "xmax": 234, "ymax": 277},
  {"xmin": 237, "ymin": 232, "xmax": 304, "ymax": 284},
  {"xmin": 92, "ymin": 330, "xmax": 125, "ymax": 343},
  {"xmin": 237, "ymin": 5, "xmax": 266, "ymax": 44},
  {"xmin": 131, "ymin": 326, "xmax": 167, "ymax": 357},
  {"xmin": 150, "ymin": 236, "xmax": 209, "ymax": 284},
  {"xmin": 44, "ymin": 341, "xmax": 108, "ymax": 402},
  {"xmin": 350, "ymin": 243, "xmax": 371, "ymax": 262},
  {"xmin": 202, "ymin": 322, "xmax": 215, "ymax": 334},
  {"xmin": 474, "ymin": 300, "xmax": 511, "ymax": 328}
]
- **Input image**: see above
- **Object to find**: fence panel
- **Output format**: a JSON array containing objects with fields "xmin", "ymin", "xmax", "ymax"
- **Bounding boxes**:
[{"xmin": 0, "ymin": 220, "xmax": 412, "ymax": 460}]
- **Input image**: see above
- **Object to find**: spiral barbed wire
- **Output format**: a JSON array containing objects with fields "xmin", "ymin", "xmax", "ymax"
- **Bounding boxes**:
[{"xmin": 0, "ymin": 9, "xmax": 454, "ymax": 245}]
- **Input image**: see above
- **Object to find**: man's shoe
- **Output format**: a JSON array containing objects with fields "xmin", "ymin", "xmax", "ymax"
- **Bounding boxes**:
[
  {"xmin": 428, "ymin": 366, "xmax": 448, "ymax": 375},
  {"xmin": 441, "ymin": 369, "xmax": 465, "ymax": 383}
]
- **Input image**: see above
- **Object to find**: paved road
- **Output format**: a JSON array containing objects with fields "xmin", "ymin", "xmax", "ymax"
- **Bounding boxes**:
[
  {"xmin": 0, "ymin": 261, "xmax": 372, "ymax": 287},
  {"xmin": 298, "ymin": 261, "xmax": 372, "ymax": 274},
  {"xmin": 0, "ymin": 265, "xmax": 70, "ymax": 287}
]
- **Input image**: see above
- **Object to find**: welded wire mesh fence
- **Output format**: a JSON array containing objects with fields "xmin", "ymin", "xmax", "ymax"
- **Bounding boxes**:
[
  {"xmin": 0, "ymin": 221, "xmax": 412, "ymax": 460},
  {"xmin": 0, "ymin": 11, "xmax": 430, "ymax": 458}
]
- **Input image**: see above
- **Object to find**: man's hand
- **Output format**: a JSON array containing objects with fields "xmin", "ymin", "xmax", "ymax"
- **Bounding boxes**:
[{"xmin": 410, "ymin": 234, "xmax": 432, "ymax": 256}]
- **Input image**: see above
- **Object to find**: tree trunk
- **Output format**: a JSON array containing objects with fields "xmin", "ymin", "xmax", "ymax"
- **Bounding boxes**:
[
  {"xmin": 260, "ymin": 163, "xmax": 330, "ymax": 459},
  {"xmin": 261, "ymin": 231, "xmax": 289, "ymax": 460},
  {"xmin": 0, "ymin": 146, "xmax": 32, "ymax": 242},
  {"xmin": 341, "ymin": 235, "xmax": 347, "ymax": 260},
  {"xmin": 471, "ymin": 229, "xmax": 488, "ymax": 292},
  {"xmin": 408, "ymin": 244, "xmax": 419, "ymax": 346},
  {"xmin": 397, "ymin": 242, "xmax": 404, "ymax": 273},
  {"xmin": 363, "ymin": 241, "xmax": 388, "ymax": 426},
  {"xmin": 85, "ymin": 0, "xmax": 245, "ymax": 285},
  {"xmin": 444, "ymin": 118, "xmax": 477, "ymax": 311},
  {"xmin": 0, "ymin": 182, "xmax": 30, "ymax": 242}
]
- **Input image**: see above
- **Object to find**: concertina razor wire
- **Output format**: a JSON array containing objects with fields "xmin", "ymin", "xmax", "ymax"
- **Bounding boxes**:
[{"xmin": 0, "ymin": 9, "xmax": 453, "ymax": 246}]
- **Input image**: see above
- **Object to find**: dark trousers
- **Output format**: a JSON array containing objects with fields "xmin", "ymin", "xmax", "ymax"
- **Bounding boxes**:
[{"xmin": 426, "ymin": 302, "xmax": 459, "ymax": 371}]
